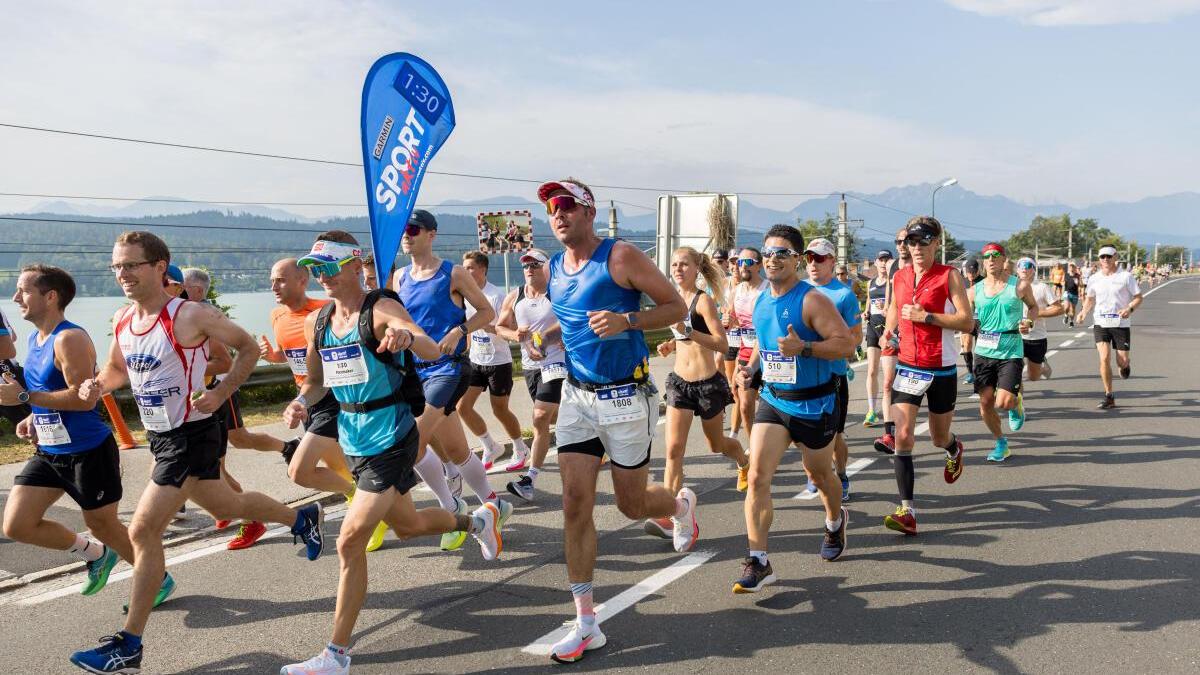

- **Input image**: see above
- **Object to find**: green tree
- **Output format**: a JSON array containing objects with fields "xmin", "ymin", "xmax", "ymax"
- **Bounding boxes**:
[{"xmin": 794, "ymin": 213, "xmax": 861, "ymax": 261}]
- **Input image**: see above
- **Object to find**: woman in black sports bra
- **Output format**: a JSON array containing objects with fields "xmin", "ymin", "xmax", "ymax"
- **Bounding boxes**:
[{"xmin": 646, "ymin": 247, "xmax": 751, "ymax": 543}]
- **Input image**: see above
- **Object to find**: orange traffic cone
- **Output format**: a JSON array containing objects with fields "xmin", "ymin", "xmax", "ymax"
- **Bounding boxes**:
[{"xmin": 102, "ymin": 393, "xmax": 138, "ymax": 450}]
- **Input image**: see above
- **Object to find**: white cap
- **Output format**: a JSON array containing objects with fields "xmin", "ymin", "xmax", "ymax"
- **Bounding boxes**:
[
  {"xmin": 805, "ymin": 238, "xmax": 836, "ymax": 257},
  {"xmin": 1098, "ymin": 245, "xmax": 1118, "ymax": 257}
]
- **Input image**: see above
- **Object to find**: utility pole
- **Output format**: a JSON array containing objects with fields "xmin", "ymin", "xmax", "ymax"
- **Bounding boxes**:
[
  {"xmin": 1034, "ymin": 242, "xmax": 1039, "ymax": 269},
  {"xmin": 1153, "ymin": 242, "xmax": 1160, "ymax": 266},
  {"xmin": 837, "ymin": 194, "xmax": 848, "ymax": 266},
  {"xmin": 608, "ymin": 200, "xmax": 619, "ymax": 240},
  {"xmin": 1067, "ymin": 224, "xmax": 1073, "ymax": 262},
  {"xmin": 1126, "ymin": 243, "xmax": 1132, "ymax": 268}
]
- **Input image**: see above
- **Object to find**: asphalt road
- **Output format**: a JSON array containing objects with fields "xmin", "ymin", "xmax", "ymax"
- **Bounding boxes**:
[{"xmin": 2, "ymin": 276, "xmax": 1198, "ymax": 674}]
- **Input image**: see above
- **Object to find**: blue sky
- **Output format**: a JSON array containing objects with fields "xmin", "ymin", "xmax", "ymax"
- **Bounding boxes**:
[{"xmin": 2, "ymin": 1, "xmax": 1198, "ymax": 218}]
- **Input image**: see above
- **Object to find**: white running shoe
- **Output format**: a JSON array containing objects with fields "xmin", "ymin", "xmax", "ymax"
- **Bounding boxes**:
[
  {"xmin": 1043, "ymin": 359, "xmax": 1053, "ymax": 379},
  {"xmin": 672, "ymin": 487, "xmax": 699, "ymax": 553},
  {"xmin": 471, "ymin": 502, "xmax": 502, "ymax": 560},
  {"xmin": 550, "ymin": 620, "xmax": 606, "ymax": 663},
  {"xmin": 496, "ymin": 498, "xmax": 514, "ymax": 529},
  {"xmin": 481, "ymin": 439, "xmax": 506, "ymax": 470},
  {"xmin": 280, "ymin": 648, "xmax": 349, "ymax": 675},
  {"xmin": 502, "ymin": 447, "xmax": 529, "ymax": 472}
]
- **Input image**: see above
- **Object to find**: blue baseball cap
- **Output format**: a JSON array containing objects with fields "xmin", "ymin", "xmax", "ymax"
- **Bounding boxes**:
[{"xmin": 165, "ymin": 264, "xmax": 184, "ymax": 285}]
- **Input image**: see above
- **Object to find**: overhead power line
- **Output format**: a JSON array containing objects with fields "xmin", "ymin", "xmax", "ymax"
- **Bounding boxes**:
[
  {"xmin": 0, "ymin": 191, "xmax": 615, "ymax": 211},
  {"xmin": 0, "ymin": 214, "xmax": 477, "ymax": 238}
]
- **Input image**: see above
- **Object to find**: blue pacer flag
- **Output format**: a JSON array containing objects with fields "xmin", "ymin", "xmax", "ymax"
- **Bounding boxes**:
[{"xmin": 360, "ymin": 53, "xmax": 456, "ymax": 283}]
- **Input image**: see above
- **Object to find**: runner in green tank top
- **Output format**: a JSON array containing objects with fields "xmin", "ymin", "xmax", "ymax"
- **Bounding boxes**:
[{"xmin": 968, "ymin": 243, "xmax": 1039, "ymax": 463}]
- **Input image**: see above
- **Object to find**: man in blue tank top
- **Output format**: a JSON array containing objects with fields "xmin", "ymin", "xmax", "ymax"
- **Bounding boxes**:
[
  {"xmin": 1, "ymin": 265, "xmax": 135, "ymax": 600},
  {"xmin": 537, "ymin": 178, "xmax": 690, "ymax": 663},
  {"xmin": 732, "ymin": 225, "xmax": 857, "ymax": 595},
  {"xmin": 281, "ymin": 231, "xmax": 503, "ymax": 675},
  {"xmin": 392, "ymin": 209, "xmax": 512, "ymax": 553}
]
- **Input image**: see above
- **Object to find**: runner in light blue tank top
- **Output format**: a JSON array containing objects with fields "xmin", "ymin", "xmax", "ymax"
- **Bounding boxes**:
[
  {"xmin": 25, "ymin": 321, "xmax": 113, "ymax": 454},
  {"xmin": 318, "ymin": 323, "xmax": 414, "ymax": 457},
  {"xmin": 548, "ymin": 237, "xmax": 650, "ymax": 385},
  {"xmin": 754, "ymin": 281, "xmax": 837, "ymax": 419}
]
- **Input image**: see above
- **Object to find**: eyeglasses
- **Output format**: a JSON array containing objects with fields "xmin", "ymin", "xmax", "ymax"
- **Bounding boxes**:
[
  {"xmin": 904, "ymin": 235, "xmax": 936, "ymax": 247},
  {"xmin": 404, "ymin": 223, "xmax": 429, "ymax": 237},
  {"xmin": 736, "ymin": 258, "xmax": 760, "ymax": 267},
  {"xmin": 545, "ymin": 195, "xmax": 591, "ymax": 215},
  {"xmin": 804, "ymin": 252, "xmax": 832, "ymax": 264},
  {"xmin": 307, "ymin": 258, "xmax": 354, "ymax": 278},
  {"xmin": 981, "ymin": 251, "xmax": 1005, "ymax": 259},
  {"xmin": 109, "ymin": 261, "xmax": 153, "ymax": 273},
  {"xmin": 762, "ymin": 247, "xmax": 799, "ymax": 260},
  {"xmin": 1099, "ymin": 254, "xmax": 1114, "ymax": 259},
  {"xmin": 521, "ymin": 262, "xmax": 544, "ymax": 270}
]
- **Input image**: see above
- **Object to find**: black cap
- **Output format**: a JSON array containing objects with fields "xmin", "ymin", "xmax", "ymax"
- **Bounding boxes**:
[
  {"xmin": 876, "ymin": 250, "xmax": 893, "ymax": 260},
  {"xmin": 963, "ymin": 258, "xmax": 979, "ymax": 272},
  {"xmin": 712, "ymin": 249, "xmax": 729, "ymax": 260},
  {"xmin": 906, "ymin": 219, "xmax": 941, "ymax": 240},
  {"xmin": 408, "ymin": 209, "xmax": 438, "ymax": 230}
]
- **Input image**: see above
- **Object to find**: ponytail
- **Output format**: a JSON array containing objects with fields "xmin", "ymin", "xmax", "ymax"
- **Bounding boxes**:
[{"xmin": 674, "ymin": 246, "xmax": 727, "ymax": 306}]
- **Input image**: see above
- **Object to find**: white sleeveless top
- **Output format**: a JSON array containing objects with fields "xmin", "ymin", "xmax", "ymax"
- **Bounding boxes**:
[
  {"xmin": 513, "ymin": 285, "xmax": 565, "ymax": 369},
  {"xmin": 465, "ymin": 282, "xmax": 513, "ymax": 367},
  {"xmin": 116, "ymin": 297, "xmax": 211, "ymax": 432}
]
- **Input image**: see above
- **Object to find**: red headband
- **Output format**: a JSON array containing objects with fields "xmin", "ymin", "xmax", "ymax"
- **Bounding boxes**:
[{"xmin": 982, "ymin": 243, "xmax": 1006, "ymax": 256}]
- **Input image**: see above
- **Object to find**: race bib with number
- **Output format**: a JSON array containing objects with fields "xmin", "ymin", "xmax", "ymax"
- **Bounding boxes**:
[
  {"xmin": 541, "ymin": 362, "xmax": 567, "ymax": 382},
  {"xmin": 33, "ymin": 412, "xmax": 72, "ymax": 446},
  {"xmin": 741, "ymin": 327, "xmax": 758, "ymax": 347},
  {"xmin": 761, "ymin": 350, "xmax": 797, "ymax": 384},
  {"xmin": 283, "ymin": 347, "xmax": 309, "ymax": 377},
  {"xmin": 1098, "ymin": 313, "xmax": 1122, "ymax": 328},
  {"xmin": 727, "ymin": 327, "xmax": 742, "ymax": 348},
  {"xmin": 470, "ymin": 334, "xmax": 495, "ymax": 359},
  {"xmin": 977, "ymin": 331, "xmax": 1001, "ymax": 350},
  {"xmin": 870, "ymin": 298, "xmax": 886, "ymax": 314},
  {"xmin": 894, "ymin": 367, "xmax": 935, "ymax": 396},
  {"xmin": 134, "ymin": 394, "xmax": 172, "ymax": 432},
  {"xmin": 596, "ymin": 383, "xmax": 647, "ymax": 425},
  {"xmin": 319, "ymin": 344, "xmax": 370, "ymax": 387}
]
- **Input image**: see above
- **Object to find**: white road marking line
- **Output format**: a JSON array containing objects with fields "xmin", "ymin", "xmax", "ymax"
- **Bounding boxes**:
[
  {"xmin": 1044, "ymin": 350, "xmax": 1059, "ymax": 358},
  {"xmin": 522, "ymin": 549, "xmax": 717, "ymax": 656},
  {"xmin": 16, "ymin": 507, "xmax": 350, "ymax": 606},
  {"xmin": 1168, "ymin": 301, "xmax": 1200, "ymax": 304},
  {"xmin": 1074, "ymin": 331, "xmax": 1086, "ymax": 338},
  {"xmin": 794, "ymin": 421, "xmax": 928, "ymax": 500},
  {"xmin": 1059, "ymin": 339, "xmax": 1075, "ymax": 347}
]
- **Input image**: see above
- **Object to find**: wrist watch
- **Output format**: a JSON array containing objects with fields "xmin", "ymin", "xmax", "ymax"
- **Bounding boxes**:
[
  {"xmin": 800, "ymin": 341, "xmax": 813, "ymax": 358},
  {"xmin": 923, "ymin": 313, "xmax": 936, "ymax": 325},
  {"xmin": 625, "ymin": 312, "xmax": 640, "ymax": 329},
  {"xmin": 294, "ymin": 394, "xmax": 308, "ymax": 408},
  {"xmin": 17, "ymin": 390, "xmax": 30, "ymax": 404}
]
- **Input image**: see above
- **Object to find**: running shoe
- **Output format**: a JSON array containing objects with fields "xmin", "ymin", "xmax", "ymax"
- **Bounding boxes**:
[
  {"xmin": 873, "ymin": 433, "xmax": 896, "ymax": 455},
  {"xmin": 732, "ymin": 556, "xmax": 776, "ymax": 594},
  {"xmin": 672, "ymin": 487, "xmax": 698, "ymax": 553},
  {"xmin": 1098, "ymin": 394, "xmax": 1116, "ymax": 410},
  {"xmin": 481, "ymin": 439, "xmax": 506, "ymax": 470},
  {"xmin": 944, "ymin": 438, "xmax": 965, "ymax": 484},
  {"xmin": 366, "ymin": 520, "xmax": 388, "ymax": 553},
  {"xmin": 122, "ymin": 572, "xmax": 176, "ymax": 614},
  {"xmin": 440, "ymin": 497, "xmax": 469, "ymax": 551},
  {"xmin": 214, "ymin": 519, "xmax": 232, "ymax": 530},
  {"xmin": 987, "ymin": 437, "xmax": 1010, "ymax": 463},
  {"xmin": 736, "ymin": 463, "xmax": 749, "ymax": 492},
  {"xmin": 496, "ymin": 499, "xmax": 514, "ymax": 530},
  {"xmin": 506, "ymin": 474, "xmax": 535, "ymax": 502},
  {"xmin": 549, "ymin": 620, "xmax": 606, "ymax": 664},
  {"xmin": 1007, "ymin": 393, "xmax": 1025, "ymax": 432},
  {"xmin": 805, "ymin": 477, "xmax": 817, "ymax": 494},
  {"xmin": 862, "ymin": 410, "xmax": 880, "ymax": 427},
  {"xmin": 883, "ymin": 506, "xmax": 917, "ymax": 535},
  {"xmin": 291, "ymin": 503, "xmax": 324, "ymax": 561},
  {"xmin": 81, "ymin": 546, "xmax": 119, "ymax": 596},
  {"xmin": 344, "ymin": 484, "xmax": 356, "ymax": 506},
  {"xmin": 846, "ymin": 367, "xmax": 856, "ymax": 382},
  {"xmin": 281, "ymin": 437, "xmax": 300, "ymax": 466},
  {"xmin": 840, "ymin": 475, "xmax": 851, "ymax": 503},
  {"xmin": 643, "ymin": 517, "xmax": 672, "ymax": 539},
  {"xmin": 1120, "ymin": 365, "xmax": 1131, "ymax": 379},
  {"xmin": 502, "ymin": 448, "xmax": 529, "ymax": 472},
  {"xmin": 964, "ymin": 373, "xmax": 976, "ymax": 385},
  {"xmin": 471, "ymin": 502, "xmax": 502, "ymax": 561},
  {"xmin": 820, "ymin": 506, "xmax": 849, "ymax": 561},
  {"xmin": 228, "ymin": 521, "xmax": 267, "ymax": 550},
  {"xmin": 1042, "ymin": 359, "xmax": 1053, "ymax": 379},
  {"xmin": 280, "ymin": 647, "xmax": 349, "ymax": 675},
  {"xmin": 69, "ymin": 633, "xmax": 142, "ymax": 673}
]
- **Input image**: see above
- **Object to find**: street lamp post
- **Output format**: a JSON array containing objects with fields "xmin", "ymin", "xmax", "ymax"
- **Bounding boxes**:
[{"xmin": 931, "ymin": 178, "xmax": 958, "ymax": 263}]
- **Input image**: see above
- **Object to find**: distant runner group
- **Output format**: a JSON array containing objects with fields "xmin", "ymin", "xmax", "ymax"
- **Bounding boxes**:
[{"xmin": 0, "ymin": 177, "xmax": 1152, "ymax": 674}]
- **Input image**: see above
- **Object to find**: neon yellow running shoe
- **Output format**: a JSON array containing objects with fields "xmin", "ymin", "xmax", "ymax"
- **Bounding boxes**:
[
  {"xmin": 440, "ymin": 497, "xmax": 469, "ymax": 551},
  {"xmin": 366, "ymin": 520, "xmax": 388, "ymax": 552}
]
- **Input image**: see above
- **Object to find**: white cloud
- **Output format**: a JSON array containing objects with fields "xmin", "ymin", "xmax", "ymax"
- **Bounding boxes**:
[{"xmin": 944, "ymin": 0, "xmax": 1200, "ymax": 26}]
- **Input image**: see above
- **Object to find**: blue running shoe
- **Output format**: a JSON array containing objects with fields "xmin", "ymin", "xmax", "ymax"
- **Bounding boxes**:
[
  {"xmin": 987, "ymin": 437, "xmax": 1010, "ymax": 463},
  {"xmin": 840, "ymin": 475, "xmax": 851, "ymax": 503},
  {"xmin": 964, "ymin": 373, "xmax": 976, "ymax": 385},
  {"xmin": 732, "ymin": 556, "xmax": 776, "ymax": 594},
  {"xmin": 69, "ymin": 633, "xmax": 142, "ymax": 673},
  {"xmin": 1007, "ymin": 393, "xmax": 1025, "ymax": 432},
  {"xmin": 81, "ymin": 546, "xmax": 119, "ymax": 596},
  {"xmin": 123, "ymin": 571, "xmax": 176, "ymax": 615},
  {"xmin": 292, "ymin": 503, "xmax": 324, "ymax": 561},
  {"xmin": 805, "ymin": 477, "xmax": 817, "ymax": 494}
]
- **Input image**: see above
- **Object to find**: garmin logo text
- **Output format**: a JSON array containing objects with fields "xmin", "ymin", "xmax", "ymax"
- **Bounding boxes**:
[
  {"xmin": 372, "ymin": 115, "xmax": 394, "ymax": 160},
  {"xmin": 374, "ymin": 108, "xmax": 425, "ymax": 212}
]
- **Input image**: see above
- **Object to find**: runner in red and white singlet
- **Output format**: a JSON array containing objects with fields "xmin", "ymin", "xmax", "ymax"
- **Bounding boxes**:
[{"xmin": 728, "ymin": 247, "xmax": 768, "ymax": 441}]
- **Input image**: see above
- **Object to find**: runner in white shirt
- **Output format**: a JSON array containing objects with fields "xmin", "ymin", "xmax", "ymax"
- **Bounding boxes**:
[
  {"xmin": 1075, "ymin": 245, "xmax": 1143, "ymax": 409},
  {"xmin": 457, "ymin": 252, "xmax": 530, "ymax": 469},
  {"xmin": 728, "ymin": 248, "xmax": 768, "ymax": 442},
  {"xmin": 1016, "ymin": 258, "xmax": 1068, "ymax": 381}
]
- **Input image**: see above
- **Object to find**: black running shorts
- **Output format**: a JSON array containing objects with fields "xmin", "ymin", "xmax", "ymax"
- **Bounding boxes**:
[
  {"xmin": 1022, "ymin": 338, "xmax": 1048, "ymax": 365},
  {"xmin": 1093, "ymin": 326, "xmax": 1131, "ymax": 351},
  {"xmin": 735, "ymin": 358, "xmax": 763, "ymax": 391},
  {"xmin": 664, "ymin": 371, "xmax": 733, "ymax": 420},
  {"xmin": 973, "ymin": 355, "xmax": 1023, "ymax": 395},
  {"xmin": 148, "ymin": 416, "xmax": 223, "ymax": 488},
  {"xmin": 303, "ymin": 391, "xmax": 340, "ymax": 440},
  {"xmin": 835, "ymin": 373, "xmax": 849, "ymax": 433},
  {"xmin": 14, "ymin": 435, "xmax": 122, "ymax": 510},
  {"xmin": 468, "ymin": 362, "xmax": 515, "ymax": 397},
  {"xmin": 345, "ymin": 424, "xmax": 420, "ymax": 495},
  {"xmin": 890, "ymin": 364, "xmax": 957, "ymax": 415},
  {"xmin": 523, "ymin": 368, "xmax": 563, "ymax": 404},
  {"xmin": 754, "ymin": 400, "xmax": 836, "ymax": 450}
]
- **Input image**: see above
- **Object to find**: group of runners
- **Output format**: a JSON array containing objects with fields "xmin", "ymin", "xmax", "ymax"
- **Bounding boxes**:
[{"xmin": 0, "ymin": 176, "xmax": 1152, "ymax": 673}]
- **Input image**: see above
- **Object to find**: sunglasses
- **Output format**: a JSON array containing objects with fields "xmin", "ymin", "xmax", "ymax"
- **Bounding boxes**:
[
  {"xmin": 804, "ymin": 252, "xmax": 832, "ymax": 264},
  {"xmin": 544, "ymin": 194, "xmax": 591, "ymax": 215},
  {"xmin": 894, "ymin": 239, "xmax": 905, "ymax": 246},
  {"xmin": 981, "ymin": 251, "xmax": 1005, "ymax": 259},
  {"xmin": 308, "ymin": 258, "xmax": 354, "ymax": 278},
  {"xmin": 762, "ymin": 247, "xmax": 799, "ymax": 260},
  {"xmin": 1017, "ymin": 262, "xmax": 1035, "ymax": 270},
  {"xmin": 736, "ymin": 258, "xmax": 760, "ymax": 267},
  {"xmin": 521, "ymin": 262, "xmax": 544, "ymax": 270},
  {"xmin": 904, "ymin": 235, "xmax": 936, "ymax": 247}
]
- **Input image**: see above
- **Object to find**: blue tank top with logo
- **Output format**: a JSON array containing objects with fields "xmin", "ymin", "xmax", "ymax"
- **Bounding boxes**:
[
  {"xmin": 548, "ymin": 238, "xmax": 649, "ymax": 385},
  {"xmin": 396, "ymin": 259, "xmax": 466, "ymax": 380},
  {"xmin": 753, "ymin": 282, "xmax": 836, "ymax": 419},
  {"xmin": 808, "ymin": 279, "xmax": 861, "ymax": 376},
  {"xmin": 25, "ymin": 321, "xmax": 112, "ymax": 454},
  {"xmin": 320, "ymin": 322, "xmax": 415, "ymax": 457}
]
